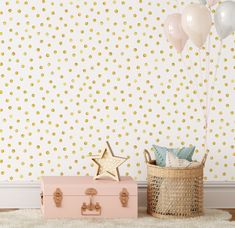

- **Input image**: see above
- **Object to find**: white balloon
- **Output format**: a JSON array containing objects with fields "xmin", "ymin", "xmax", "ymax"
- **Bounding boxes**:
[
  {"xmin": 214, "ymin": 1, "xmax": 235, "ymax": 39},
  {"xmin": 182, "ymin": 4, "xmax": 212, "ymax": 48}
]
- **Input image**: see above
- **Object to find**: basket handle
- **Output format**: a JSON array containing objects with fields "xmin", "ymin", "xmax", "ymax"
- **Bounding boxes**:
[
  {"xmin": 201, "ymin": 150, "xmax": 209, "ymax": 167},
  {"xmin": 144, "ymin": 149, "xmax": 152, "ymax": 163}
]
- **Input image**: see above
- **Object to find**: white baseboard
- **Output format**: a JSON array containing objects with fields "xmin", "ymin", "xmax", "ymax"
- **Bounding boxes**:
[
  {"xmin": 0, "ymin": 182, "xmax": 40, "ymax": 208},
  {"xmin": 0, "ymin": 181, "xmax": 234, "ymax": 209}
]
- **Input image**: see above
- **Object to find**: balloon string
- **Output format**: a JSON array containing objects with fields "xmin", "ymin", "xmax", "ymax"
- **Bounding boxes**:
[
  {"xmin": 203, "ymin": 30, "xmax": 211, "ymax": 158},
  {"xmin": 205, "ymin": 32, "xmax": 211, "ymax": 117},
  {"xmin": 204, "ymin": 40, "xmax": 223, "ymax": 159},
  {"xmin": 206, "ymin": 40, "xmax": 223, "ymax": 131},
  {"xmin": 205, "ymin": 6, "xmax": 213, "ymax": 122},
  {"xmin": 180, "ymin": 53, "xmax": 205, "ymax": 118},
  {"xmin": 198, "ymin": 48, "xmax": 207, "ymax": 118},
  {"xmin": 201, "ymin": 4, "xmax": 213, "ymax": 163},
  {"xmin": 198, "ymin": 48, "xmax": 203, "ymax": 90},
  {"xmin": 183, "ymin": 46, "xmax": 205, "ymax": 105},
  {"xmin": 180, "ymin": 50, "xmax": 205, "ymax": 113},
  {"xmin": 213, "ymin": 40, "xmax": 223, "ymax": 88},
  {"xmin": 176, "ymin": 0, "xmax": 181, "ymax": 12}
]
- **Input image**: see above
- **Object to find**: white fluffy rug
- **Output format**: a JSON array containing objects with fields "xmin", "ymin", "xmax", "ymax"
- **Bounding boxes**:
[{"xmin": 0, "ymin": 208, "xmax": 234, "ymax": 228}]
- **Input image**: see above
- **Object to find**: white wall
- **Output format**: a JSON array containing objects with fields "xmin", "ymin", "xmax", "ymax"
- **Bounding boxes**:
[{"xmin": 0, "ymin": 0, "xmax": 234, "ymax": 182}]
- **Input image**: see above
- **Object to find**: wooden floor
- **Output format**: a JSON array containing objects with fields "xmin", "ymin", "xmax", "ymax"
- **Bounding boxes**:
[{"xmin": 0, "ymin": 209, "xmax": 234, "ymax": 221}]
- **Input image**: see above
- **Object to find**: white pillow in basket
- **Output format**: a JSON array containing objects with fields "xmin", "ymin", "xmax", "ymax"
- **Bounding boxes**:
[{"xmin": 165, "ymin": 151, "xmax": 200, "ymax": 168}]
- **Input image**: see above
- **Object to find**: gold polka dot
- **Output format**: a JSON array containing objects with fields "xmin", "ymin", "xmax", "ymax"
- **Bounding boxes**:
[{"xmin": 0, "ymin": 0, "xmax": 233, "ymax": 181}]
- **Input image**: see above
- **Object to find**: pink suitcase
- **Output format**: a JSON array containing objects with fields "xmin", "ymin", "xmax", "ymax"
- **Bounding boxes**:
[{"xmin": 41, "ymin": 176, "xmax": 138, "ymax": 218}]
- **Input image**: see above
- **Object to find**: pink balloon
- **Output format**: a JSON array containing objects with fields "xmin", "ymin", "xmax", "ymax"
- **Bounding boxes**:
[
  {"xmin": 164, "ymin": 13, "xmax": 188, "ymax": 52},
  {"xmin": 182, "ymin": 4, "xmax": 212, "ymax": 48},
  {"xmin": 207, "ymin": 0, "xmax": 218, "ymax": 7}
]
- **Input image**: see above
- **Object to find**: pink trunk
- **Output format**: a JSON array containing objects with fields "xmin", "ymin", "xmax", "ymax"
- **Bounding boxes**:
[{"xmin": 41, "ymin": 176, "xmax": 138, "ymax": 219}]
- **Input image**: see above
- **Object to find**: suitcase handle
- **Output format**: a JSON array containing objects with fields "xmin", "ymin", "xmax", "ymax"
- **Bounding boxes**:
[{"xmin": 81, "ymin": 188, "xmax": 101, "ymax": 216}]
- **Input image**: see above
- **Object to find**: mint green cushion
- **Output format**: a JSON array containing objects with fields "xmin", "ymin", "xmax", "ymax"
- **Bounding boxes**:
[{"xmin": 152, "ymin": 145, "xmax": 195, "ymax": 167}]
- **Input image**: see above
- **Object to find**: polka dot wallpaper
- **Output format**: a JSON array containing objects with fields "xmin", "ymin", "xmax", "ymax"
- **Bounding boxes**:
[{"xmin": 0, "ymin": 0, "xmax": 234, "ymax": 181}]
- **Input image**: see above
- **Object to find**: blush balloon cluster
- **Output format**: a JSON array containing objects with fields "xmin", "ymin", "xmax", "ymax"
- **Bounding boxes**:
[{"xmin": 164, "ymin": 1, "xmax": 235, "ymax": 52}]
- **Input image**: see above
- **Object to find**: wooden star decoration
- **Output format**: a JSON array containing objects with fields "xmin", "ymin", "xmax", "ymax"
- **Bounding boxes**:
[{"xmin": 91, "ymin": 141, "xmax": 127, "ymax": 181}]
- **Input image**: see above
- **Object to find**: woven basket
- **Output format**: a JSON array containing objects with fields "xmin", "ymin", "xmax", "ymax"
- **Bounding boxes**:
[{"xmin": 144, "ymin": 149, "xmax": 207, "ymax": 219}]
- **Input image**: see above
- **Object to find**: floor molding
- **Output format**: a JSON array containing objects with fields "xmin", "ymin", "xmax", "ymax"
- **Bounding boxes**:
[{"xmin": 0, "ymin": 181, "xmax": 234, "ymax": 208}]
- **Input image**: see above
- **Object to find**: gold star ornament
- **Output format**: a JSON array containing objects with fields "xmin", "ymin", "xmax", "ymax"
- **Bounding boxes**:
[{"xmin": 91, "ymin": 141, "xmax": 128, "ymax": 181}]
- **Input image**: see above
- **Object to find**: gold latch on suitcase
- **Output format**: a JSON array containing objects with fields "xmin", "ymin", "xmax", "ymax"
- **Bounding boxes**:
[
  {"xmin": 53, "ymin": 188, "xmax": 63, "ymax": 207},
  {"xmin": 120, "ymin": 188, "xmax": 129, "ymax": 207},
  {"xmin": 81, "ymin": 188, "xmax": 101, "ymax": 216}
]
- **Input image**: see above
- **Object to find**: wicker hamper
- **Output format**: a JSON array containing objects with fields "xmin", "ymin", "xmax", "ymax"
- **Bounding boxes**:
[{"xmin": 144, "ymin": 149, "xmax": 207, "ymax": 219}]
